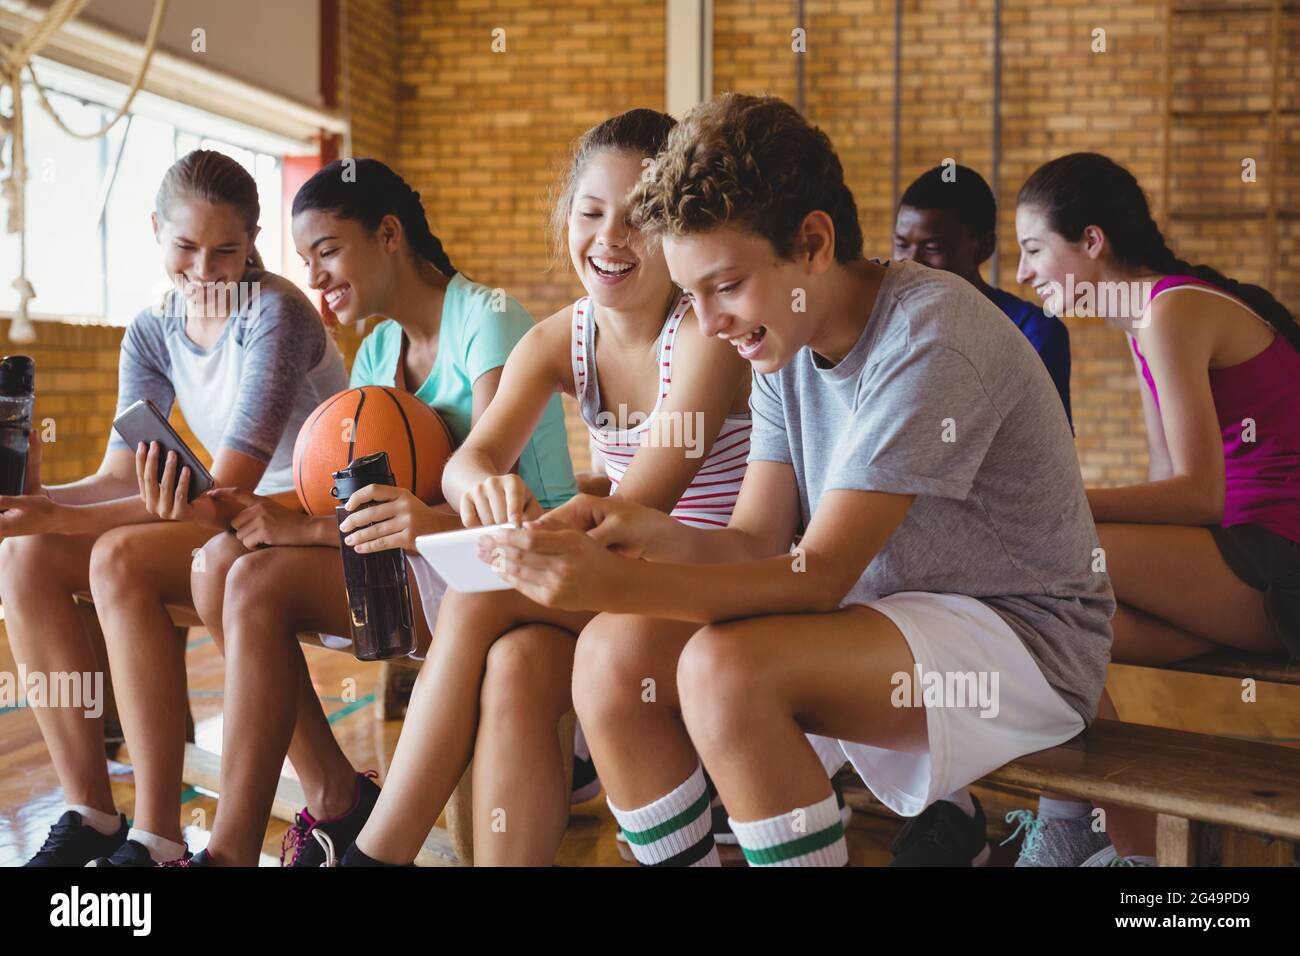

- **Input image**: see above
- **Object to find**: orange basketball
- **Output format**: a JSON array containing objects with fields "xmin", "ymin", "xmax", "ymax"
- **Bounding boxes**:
[{"xmin": 292, "ymin": 386, "xmax": 455, "ymax": 516}]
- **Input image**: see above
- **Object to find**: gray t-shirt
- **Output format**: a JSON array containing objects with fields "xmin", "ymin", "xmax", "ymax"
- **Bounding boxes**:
[
  {"xmin": 748, "ymin": 258, "xmax": 1113, "ymax": 724},
  {"xmin": 107, "ymin": 269, "xmax": 349, "ymax": 495}
]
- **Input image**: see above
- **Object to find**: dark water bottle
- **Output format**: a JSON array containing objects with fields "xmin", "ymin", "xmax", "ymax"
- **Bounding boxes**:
[
  {"xmin": 0, "ymin": 356, "xmax": 35, "ymax": 497},
  {"xmin": 333, "ymin": 451, "xmax": 417, "ymax": 661}
]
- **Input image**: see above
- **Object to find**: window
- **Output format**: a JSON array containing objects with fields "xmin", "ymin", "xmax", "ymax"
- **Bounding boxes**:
[{"xmin": 0, "ymin": 61, "xmax": 291, "ymax": 324}]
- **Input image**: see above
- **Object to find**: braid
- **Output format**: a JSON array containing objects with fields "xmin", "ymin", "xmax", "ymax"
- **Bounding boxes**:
[
  {"xmin": 393, "ymin": 180, "xmax": 457, "ymax": 279},
  {"xmin": 1020, "ymin": 152, "xmax": 1300, "ymax": 353},
  {"xmin": 1139, "ymin": 222, "xmax": 1300, "ymax": 351}
]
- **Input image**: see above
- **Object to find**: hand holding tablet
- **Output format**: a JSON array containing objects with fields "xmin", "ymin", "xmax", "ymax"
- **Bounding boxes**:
[{"xmin": 414, "ymin": 522, "xmax": 518, "ymax": 592}]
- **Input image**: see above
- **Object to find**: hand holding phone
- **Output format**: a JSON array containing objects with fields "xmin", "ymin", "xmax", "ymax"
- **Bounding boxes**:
[{"xmin": 113, "ymin": 399, "xmax": 214, "ymax": 505}]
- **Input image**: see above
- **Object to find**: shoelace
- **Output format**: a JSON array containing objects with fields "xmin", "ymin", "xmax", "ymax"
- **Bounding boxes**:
[
  {"xmin": 1001, "ymin": 810, "xmax": 1043, "ymax": 856},
  {"xmin": 312, "ymin": 829, "xmax": 337, "ymax": 868},
  {"xmin": 31, "ymin": 818, "xmax": 83, "ymax": 861},
  {"xmin": 280, "ymin": 813, "xmax": 315, "ymax": 866}
]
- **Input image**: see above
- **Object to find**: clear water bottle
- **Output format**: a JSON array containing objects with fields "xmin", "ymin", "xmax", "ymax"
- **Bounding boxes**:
[
  {"xmin": 0, "ymin": 356, "xmax": 35, "ymax": 497},
  {"xmin": 332, "ymin": 451, "xmax": 418, "ymax": 661}
]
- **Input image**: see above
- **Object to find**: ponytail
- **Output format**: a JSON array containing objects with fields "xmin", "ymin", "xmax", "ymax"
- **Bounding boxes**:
[{"xmin": 292, "ymin": 158, "xmax": 458, "ymax": 278}]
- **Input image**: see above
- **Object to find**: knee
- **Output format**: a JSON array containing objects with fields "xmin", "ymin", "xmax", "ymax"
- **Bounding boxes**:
[
  {"xmin": 0, "ymin": 534, "xmax": 61, "ymax": 596},
  {"xmin": 191, "ymin": 532, "xmax": 245, "ymax": 620},
  {"xmin": 221, "ymin": 550, "xmax": 290, "ymax": 632},
  {"xmin": 571, "ymin": 616, "xmax": 664, "ymax": 723},
  {"xmin": 676, "ymin": 624, "xmax": 765, "ymax": 749},
  {"xmin": 479, "ymin": 629, "xmax": 570, "ymax": 723},
  {"xmin": 88, "ymin": 525, "xmax": 148, "ymax": 599}
]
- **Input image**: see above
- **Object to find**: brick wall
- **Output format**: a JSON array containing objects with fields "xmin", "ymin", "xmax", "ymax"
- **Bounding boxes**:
[
  {"xmin": 0, "ymin": 319, "xmax": 127, "ymax": 485},
  {"xmin": 715, "ymin": 0, "xmax": 1291, "ymax": 486},
  {"xmin": 23, "ymin": 0, "xmax": 1296, "ymax": 489},
  {"xmin": 384, "ymin": 0, "xmax": 666, "ymax": 471}
]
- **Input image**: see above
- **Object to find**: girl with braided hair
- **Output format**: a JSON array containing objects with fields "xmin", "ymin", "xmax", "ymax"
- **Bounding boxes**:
[{"xmin": 1005, "ymin": 152, "xmax": 1300, "ymax": 868}]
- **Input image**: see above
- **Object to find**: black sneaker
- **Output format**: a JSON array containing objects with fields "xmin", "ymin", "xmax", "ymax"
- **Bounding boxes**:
[
  {"xmin": 280, "ymin": 771, "xmax": 381, "ymax": 868},
  {"xmin": 889, "ymin": 794, "xmax": 990, "ymax": 867},
  {"xmin": 87, "ymin": 838, "xmax": 191, "ymax": 867},
  {"xmin": 23, "ymin": 810, "xmax": 128, "ymax": 867}
]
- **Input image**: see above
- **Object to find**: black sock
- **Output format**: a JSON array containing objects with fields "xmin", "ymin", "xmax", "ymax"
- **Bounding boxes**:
[{"xmin": 339, "ymin": 843, "xmax": 413, "ymax": 867}]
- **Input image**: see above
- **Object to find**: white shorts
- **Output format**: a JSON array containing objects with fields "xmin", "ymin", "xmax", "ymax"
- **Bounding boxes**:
[
  {"xmin": 808, "ymin": 591, "xmax": 1085, "ymax": 819},
  {"xmin": 317, "ymin": 554, "xmax": 448, "ymax": 662}
]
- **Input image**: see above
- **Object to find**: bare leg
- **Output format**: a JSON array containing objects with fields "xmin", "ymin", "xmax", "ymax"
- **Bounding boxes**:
[
  {"xmin": 202, "ymin": 544, "xmax": 399, "ymax": 866},
  {"xmin": 89, "ymin": 521, "xmax": 214, "ymax": 843},
  {"xmin": 1099, "ymin": 523, "xmax": 1282, "ymax": 660},
  {"xmin": 676, "ymin": 606, "xmax": 924, "ymax": 823},
  {"xmin": 352, "ymin": 588, "xmax": 591, "ymax": 864},
  {"xmin": 571, "ymin": 613, "xmax": 703, "ymax": 811},
  {"xmin": 0, "ymin": 532, "xmax": 112, "ymax": 813},
  {"xmin": 471, "ymin": 624, "xmax": 576, "ymax": 866},
  {"xmin": 191, "ymin": 533, "xmax": 368, "ymax": 826}
]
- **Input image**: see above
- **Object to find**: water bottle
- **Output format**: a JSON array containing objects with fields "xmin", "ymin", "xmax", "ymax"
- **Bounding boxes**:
[
  {"xmin": 332, "ymin": 451, "xmax": 417, "ymax": 661},
  {"xmin": 0, "ymin": 356, "xmax": 35, "ymax": 497}
]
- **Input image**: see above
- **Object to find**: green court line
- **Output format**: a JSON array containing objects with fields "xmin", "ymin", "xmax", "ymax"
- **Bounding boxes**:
[
  {"xmin": 186, "ymin": 635, "xmax": 214, "ymax": 650},
  {"xmin": 326, "ymin": 693, "xmax": 376, "ymax": 724}
]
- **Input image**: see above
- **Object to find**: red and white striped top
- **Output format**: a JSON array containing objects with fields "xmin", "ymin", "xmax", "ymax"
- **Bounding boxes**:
[{"xmin": 571, "ymin": 294, "xmax": 751, "ymax": 530}]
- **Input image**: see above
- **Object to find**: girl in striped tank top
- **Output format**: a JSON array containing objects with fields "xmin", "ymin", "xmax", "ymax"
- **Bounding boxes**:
[
  {"xmin": 572, "ymin": 291, "xmax": 751, "ymax": 529},
  {"xmin": 343, "ymin": 109, "xmax": 752, "ymax": 868}
]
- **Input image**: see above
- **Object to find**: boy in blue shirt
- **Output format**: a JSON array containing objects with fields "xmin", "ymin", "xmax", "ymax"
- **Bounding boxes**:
[{"xmin": 894, "ymin": 165, "xmax": 1072, "ymax": 426}]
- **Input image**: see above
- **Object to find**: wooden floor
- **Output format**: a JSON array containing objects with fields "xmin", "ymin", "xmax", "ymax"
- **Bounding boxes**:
[{"xmin": 2, "ymin": 617, "xmax": 1298, "ymax": 867}]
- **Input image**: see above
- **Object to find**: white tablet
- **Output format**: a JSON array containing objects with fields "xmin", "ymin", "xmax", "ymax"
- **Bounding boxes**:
[{"xmin": 414, "ymin": 523, "xmax": 518, "ymax": 593}]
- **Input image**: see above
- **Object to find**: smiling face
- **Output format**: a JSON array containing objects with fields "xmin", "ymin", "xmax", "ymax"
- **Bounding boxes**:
[
  {"xmin": 662, "ymin": 225, "xmax": 818, "ymax": 374},
  {"xmin": 1015, "ymin": 203, "xmax": 1104, "ymax": 311},
  {"xmin": 893, "ymin": 205, "xmax": 988, "ymax": 282},
  {"xmin": 292, "ymin": 209, "xmax": 397, "ymax": 325},
  {"xmin": 153, "ymin": 198, "xmax": 255, "ymax": 318},
  {"xmin": 567, "ymin": 149, "xmax": 674, "ymax": 313}
]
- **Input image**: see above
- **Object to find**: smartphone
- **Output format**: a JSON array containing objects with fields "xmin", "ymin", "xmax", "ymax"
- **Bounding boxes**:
[
  {"xmin": 112, "ymin": 399, "xmax": 214, "ymax": 503},
  {"xmin": 414, "ymin": 523, "xmax": 517, "ymax": 593}
]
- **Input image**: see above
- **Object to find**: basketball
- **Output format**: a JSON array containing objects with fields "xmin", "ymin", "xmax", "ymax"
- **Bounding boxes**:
[{"xmin": 292, "ymin": 386, "xmax": 455, "ymax": 516}]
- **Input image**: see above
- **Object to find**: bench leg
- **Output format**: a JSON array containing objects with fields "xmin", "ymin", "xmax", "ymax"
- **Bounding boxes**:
[
  {"xmin": 1158, "ymin": 814, "xmax": 1295, "ymax": 866},
  {"xmin": 378, "ymin": 660, "xmax": 417, "ymax": 721},
  {"xmin": 444, "ymin": 709, "xmax": 577, "ymax": 866},
  {"xmin": 1156, "ymin": 814, "xmax": 1197, "ymax": 866}
]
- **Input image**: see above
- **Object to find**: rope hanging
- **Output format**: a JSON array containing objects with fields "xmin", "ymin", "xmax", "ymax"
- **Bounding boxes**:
[{"xmin": 0, "ymin": 0, "xmax": 169, "ymax": 343}]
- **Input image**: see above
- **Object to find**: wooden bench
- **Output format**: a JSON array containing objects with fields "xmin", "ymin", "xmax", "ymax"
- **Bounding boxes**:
[
  {"xmin": 1139, "ymin": 650, "xmax": 1300, "ymax": 686},
  {"xmin": 839, "ymin": 717, "xmax": 1300, "ymax": 866}
]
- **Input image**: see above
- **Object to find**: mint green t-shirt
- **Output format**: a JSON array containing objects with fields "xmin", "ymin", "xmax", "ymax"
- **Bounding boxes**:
[{"xmin": 349, "ymin": 272, "xmax": 577, "ymax": 508}]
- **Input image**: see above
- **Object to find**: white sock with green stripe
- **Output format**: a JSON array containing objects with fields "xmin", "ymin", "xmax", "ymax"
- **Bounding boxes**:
[
  {"xmin": 729, "ymin": 791, "xmax": 849, "ymax": 867},
  {"xmin": 607, "ymin": 764, "xmax": 719, "ymax": 867}
]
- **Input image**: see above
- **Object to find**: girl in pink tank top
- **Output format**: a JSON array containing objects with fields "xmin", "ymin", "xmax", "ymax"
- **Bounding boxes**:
[{"xmin": 1012, "ymin": 152, "xmax": 1300, "ymax": 867}]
